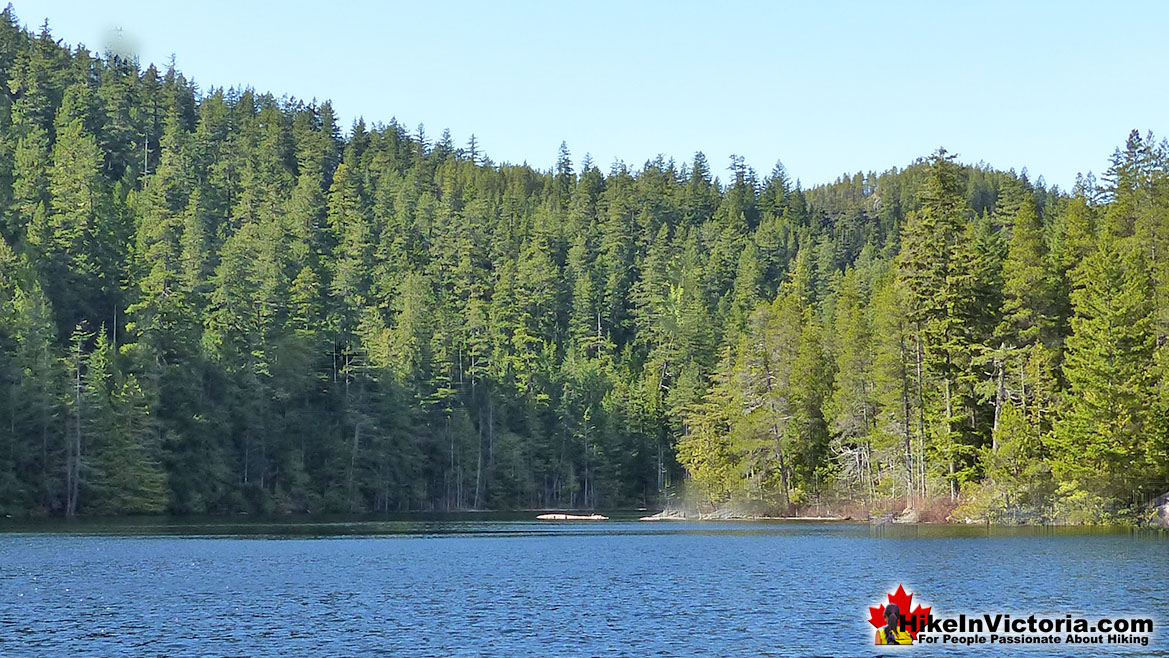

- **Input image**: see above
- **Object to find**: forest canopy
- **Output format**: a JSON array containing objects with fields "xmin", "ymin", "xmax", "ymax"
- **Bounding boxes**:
[{"xmin": 0, "ymin": 8, "xmax": 1165, "ymax": 522}]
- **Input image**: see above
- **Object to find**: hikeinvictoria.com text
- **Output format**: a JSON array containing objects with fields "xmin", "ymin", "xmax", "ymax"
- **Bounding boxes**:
[{"xmin": 903, "ymin": 613, "xmax": 1154, "ymax": 647}]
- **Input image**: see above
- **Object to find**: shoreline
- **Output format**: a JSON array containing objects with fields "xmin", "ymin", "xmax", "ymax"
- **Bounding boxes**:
[
  {"xmin": 636, "ymin": 509, "xmax": 1169, "ymax": 528},
  {"xmin": 1, "ymin": 506, "xmax": 1163, "ymax": 529}
]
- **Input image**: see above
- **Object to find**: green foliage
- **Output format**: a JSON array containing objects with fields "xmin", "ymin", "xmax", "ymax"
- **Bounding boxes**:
[
  {"xmin": 0, "ymin": 15, "xmax": 1164, "ymax": 522},
  {"xmin": 679, "ymin": 283, "xmax": 828, "ymax": 510},
  {"xmin": 1050, "ymin": 235, "xmax": 1159, "ymax": 509}
]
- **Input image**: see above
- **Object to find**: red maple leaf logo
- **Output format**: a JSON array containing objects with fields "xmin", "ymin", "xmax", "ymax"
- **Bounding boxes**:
[{"xmin": 868, "ymin": 584, "xmax": 932, "ymax": 640}]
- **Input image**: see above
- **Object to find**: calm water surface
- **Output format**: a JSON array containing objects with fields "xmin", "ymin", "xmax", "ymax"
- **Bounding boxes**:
[{"xmin": 0, "ymin": 516, "xmax": 1165, "ymax": 656}]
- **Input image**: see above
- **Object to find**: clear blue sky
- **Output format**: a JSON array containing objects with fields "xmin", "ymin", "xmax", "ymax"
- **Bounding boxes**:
[{"xmin": 12, "ymin": 0, "xmax": 1169, "ymax": 190}]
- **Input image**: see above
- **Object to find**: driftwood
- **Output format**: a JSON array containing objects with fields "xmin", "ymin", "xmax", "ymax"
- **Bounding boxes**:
[
  {"xmin": 535, "ymin": 513, "xmax": 608, "ymax": 521},
  {"xmin": 639, "ymin": 509, "xmax": 688, "ymax": 521},
  {"xmin": 639, "ymin": 508, "xmax": 848, "ymax": 521}
]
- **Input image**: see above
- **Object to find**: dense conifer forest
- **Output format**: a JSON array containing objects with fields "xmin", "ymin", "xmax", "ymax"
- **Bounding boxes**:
[{"xmin": 0, "ymin": 8, "xmax": 1165, "ymax": 521}]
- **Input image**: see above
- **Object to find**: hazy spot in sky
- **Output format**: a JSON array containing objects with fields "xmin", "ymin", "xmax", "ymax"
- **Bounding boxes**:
[{"xmin": 101, "ymin": 24, "xmax": 139, "ymax": 61}]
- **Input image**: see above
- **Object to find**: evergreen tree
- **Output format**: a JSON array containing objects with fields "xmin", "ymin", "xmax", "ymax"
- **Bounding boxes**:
[
  {"xmin": 0, "ymin": 10, "xmax": 1160, "ymax": 519},
  {"xmin": 1051, "ymin": 236, "xmax": 1158, "ymax": 518}
]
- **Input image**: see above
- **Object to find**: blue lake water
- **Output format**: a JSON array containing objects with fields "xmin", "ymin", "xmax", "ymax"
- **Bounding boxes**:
[{"xmin": 0, "ymin": 517, "xmax": 1165, "ymax": 656}]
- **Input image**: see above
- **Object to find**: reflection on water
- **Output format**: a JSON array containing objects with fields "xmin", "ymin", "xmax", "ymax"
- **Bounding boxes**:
[{"xmin": 0, "ymin": 517, "xmax": 1165, "ymax": 656}]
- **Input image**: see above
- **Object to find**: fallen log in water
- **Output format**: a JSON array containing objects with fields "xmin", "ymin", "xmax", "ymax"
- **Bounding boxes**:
[
  {"xmin": 639, "ymin": 509, "xmax": 689, "ymax": 521},
  {"xmin": 535, "ymin": 513, "xmax": 608, "ymax": 521},
  {"xmin": 638, "ymin": 509, "xmax": 847, "ymax": 521}
]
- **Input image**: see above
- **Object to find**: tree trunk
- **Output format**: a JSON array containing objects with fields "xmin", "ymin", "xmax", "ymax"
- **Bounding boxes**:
[
  {"xmin": 914, "ymin": 330, "xmax": 927, "ymax": 499},
  {"xmin": 945, "ymin": 376, "xmax": 956, "ymax": 501},
  {"xmin": 347, "ymin": 422, "xmax": 361, "ymax": 511},
  {"xmin": 899, "ymin": 326, "xmax": 915, "ymax": 499},
  {"xmin": 474, "ymin": 404, "xmax": 483, "ymax": 510},
  {"xmin": 66, "ymin": 364, "xmax": 82, "ymax": 518},
  {"xmin": 992, "ymin": 351, "xmax": 1005, "ymax": 453}
]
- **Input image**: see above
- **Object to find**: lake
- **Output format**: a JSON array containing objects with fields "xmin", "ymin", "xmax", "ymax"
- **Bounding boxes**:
[{"xmin": 0, "ymin": 516, "xmax": 1165, "ymax": 656}]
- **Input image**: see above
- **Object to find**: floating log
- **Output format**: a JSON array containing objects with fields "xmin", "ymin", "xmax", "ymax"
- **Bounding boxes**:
[
  {"xmin": 536, "ymin": 513, "xmax": 608, "ymax": 521},
  {"xmin": 639, "ymin": 509, "xmax": 688, "ymax": 521}
]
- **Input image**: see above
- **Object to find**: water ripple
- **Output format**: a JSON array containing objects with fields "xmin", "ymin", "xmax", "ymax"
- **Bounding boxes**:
[{"xmin": 0, "ymin": 521, "xmax": 1164, "ymax": 656}]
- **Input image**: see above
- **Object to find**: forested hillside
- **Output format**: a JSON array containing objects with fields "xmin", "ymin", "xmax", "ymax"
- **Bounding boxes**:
[{"xmin": 0, "ymin": 9, "xmax": 1165, "ymax": 520}]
